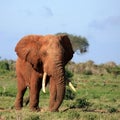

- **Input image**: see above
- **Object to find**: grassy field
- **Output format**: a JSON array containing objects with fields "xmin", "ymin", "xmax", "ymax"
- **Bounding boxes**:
[{"xmin": 0, "ymin": 70, "xmax": 120, "ymax": 120}]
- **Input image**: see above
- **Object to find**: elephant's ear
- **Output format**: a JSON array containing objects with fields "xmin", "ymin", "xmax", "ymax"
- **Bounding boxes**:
[
  {"xmin": 15, "ymin": 35, "xmax": 42, "ymax": 70},
  {"xmin": 60, "ymin": 35, "xmax": 74, "ymax": 64}
]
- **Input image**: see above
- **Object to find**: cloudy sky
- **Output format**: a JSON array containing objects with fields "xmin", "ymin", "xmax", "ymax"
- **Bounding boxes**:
[{"xmin": 0, "ymin": 0, "xmax": 120, "ymax": 64}]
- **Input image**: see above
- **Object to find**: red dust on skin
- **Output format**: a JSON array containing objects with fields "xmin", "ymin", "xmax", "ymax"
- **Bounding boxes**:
[{"xmin": 14, "ymin": 34, "xmax": 74, "ymax": 112}]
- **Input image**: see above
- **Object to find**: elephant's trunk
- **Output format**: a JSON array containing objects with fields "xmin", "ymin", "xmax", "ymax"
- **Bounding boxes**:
[{"xmin": 50, "ymin": 61, "xmax": 66, "ymax": 111}]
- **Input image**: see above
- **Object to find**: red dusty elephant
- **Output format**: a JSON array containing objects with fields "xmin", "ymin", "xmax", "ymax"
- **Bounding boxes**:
[{"xmin": 14, "ymin": 34, "xmax": 76, "ymax": 112}]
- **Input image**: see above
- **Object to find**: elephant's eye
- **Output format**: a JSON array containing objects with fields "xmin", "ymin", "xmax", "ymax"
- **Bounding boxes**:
[{"xmin": 42, "ymin": 51, "xmax": 47, "ymax": 57}]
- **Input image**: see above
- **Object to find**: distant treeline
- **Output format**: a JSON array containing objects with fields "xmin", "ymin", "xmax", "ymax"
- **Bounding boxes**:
[
  {"xmin": 66, "ymin": 60, "xmax": 120, "ymax": 76},
  {"xmin": 0, "ymin": 59, "xmax": 15, "ymax": 71},
  {"xmin": 0, "ymin": 59, "xmax": 120, "ymax": 77}
]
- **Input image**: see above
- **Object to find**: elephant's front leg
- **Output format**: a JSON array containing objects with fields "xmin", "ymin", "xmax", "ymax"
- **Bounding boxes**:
[
  {"xmin": 15, "ymin": 75, "xmax": 27, "ymax": 110},
  {"xmin": 29, "ymin": 78, "xmax": 41, "ymax": 111}
]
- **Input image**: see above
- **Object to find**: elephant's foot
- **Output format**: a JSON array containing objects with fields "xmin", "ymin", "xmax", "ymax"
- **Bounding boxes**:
[
  {"xmin": 15, "ymin": 105, "xmax": 22, "ymax": 110},
  {"xmin": 30, "ymin": 106, "xmax": 41, "ymax": 112},
  {"xmin": 14, "ymin": 102, "xmax": 23, "ymax": 110},
  {"xmin": 51, "ymin": 109, "xmax": 59, "ymax": 112},
  {"xmin": 49, "ymin": 108, "xmax": 59, "ymax": 112}
]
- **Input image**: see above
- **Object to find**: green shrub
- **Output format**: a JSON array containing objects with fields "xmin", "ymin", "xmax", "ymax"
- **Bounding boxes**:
[
  {"xmin": 65, "ymin": 88, "xmax": 76, "ymax": 100},
  {"xmin": 65, "ymin": 68, "xmax": 76, "ymax": 100},
  {"xmin": 0, "ymin": 60, "xmax": 10, "ymax": 70},
  {"xmin": 71, "ymin": 98, "xmax": 91, "ymax": 109},
  {"xmin": 106, "ymin": 66, "xmax": 120, "ymax": 76},
  {"xmin": 76, "ymin": 98, "xmax": 90, "ymax": 108},
  {"xmin": 0, "ymin": 60, "xmax": 15, "ymax": 71},
  {"xmin": 65, "ymin": 68, "xmax": 73, "ymax": 78},
  {"xmin": 83, "ymin": 70, "xmax": 92, "ymax": 75},
  {"xmin": 108, "ymin": 107, "xmax": 117, "ymax": 113}
]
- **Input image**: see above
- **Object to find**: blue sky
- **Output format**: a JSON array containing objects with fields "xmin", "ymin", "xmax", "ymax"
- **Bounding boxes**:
[{"xmin": 0, "ymin": 0, "xmax": 120, "ymax": 64}]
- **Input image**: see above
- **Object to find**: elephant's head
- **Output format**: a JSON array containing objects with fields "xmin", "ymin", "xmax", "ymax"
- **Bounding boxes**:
[
  {"xmin": 15, "ymin": 34, "xmax": 75, "ymax": 111},
  {"xmin": 15, "ymin": 34, "xmax": 74, "ymax": 74}
]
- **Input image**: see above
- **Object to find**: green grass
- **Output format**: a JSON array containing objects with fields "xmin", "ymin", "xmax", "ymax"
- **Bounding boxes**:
[{"xmin": 0, "ymin": 71, "xmax": 120, "ymax": 120}]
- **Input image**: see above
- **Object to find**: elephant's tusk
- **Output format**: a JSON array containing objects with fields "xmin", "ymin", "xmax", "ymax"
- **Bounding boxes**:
[
  {"xmin": 42, "ymin": 72, "xmax": 47, "ymax": 93},
  {"xmin": 68, "ymin": 82, "xmax": 76, "ymax": 92}
]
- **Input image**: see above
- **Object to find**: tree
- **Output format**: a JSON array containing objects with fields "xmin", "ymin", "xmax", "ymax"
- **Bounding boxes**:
[{"xmin": 56, "ymin": 33, "xmax": 89, "ymax": 53}]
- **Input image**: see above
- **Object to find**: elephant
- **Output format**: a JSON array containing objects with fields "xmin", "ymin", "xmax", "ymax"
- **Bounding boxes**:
[{"xmin": 14, "ymin": 34, "xmax": 76, "ymax": 112}]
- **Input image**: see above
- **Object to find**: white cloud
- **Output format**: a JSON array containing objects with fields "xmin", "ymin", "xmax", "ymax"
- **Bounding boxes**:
[
  {"xmin": 20, "ymin": 6, "xmax": 54, "ymax": 18},
  {"xmin": 89, "ymin": 15, "xmax": 120, "ymax": 30},
  {"xmin": 43, "ymin": 7, "xmax": 53, "ymax": 17}
]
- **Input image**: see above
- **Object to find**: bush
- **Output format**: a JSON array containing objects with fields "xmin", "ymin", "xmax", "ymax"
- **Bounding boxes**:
[
  {"xmin": 0, "ymin": 60, "xmax": 10, "ymax": 70},
  {"xmin": 106, "ymin": 66, "xmax": 120, "ymax": 76},
  {"xmin": 83, "ymin": 70, "xmax": 92, "ymax": 75},
  {"xmin": 65, "ymin": 88, "xmax": 76, "ymax": 100},
  {"xmin": 65, "ymin": 68, "xmax": 73, "ymax": 78},
  {"xmin": 108, "ymin": 107, "xmax": 117, "ymax": 113},
  {"xmin": 71, "ymin": 98, "xmax": 91, "ymax": 109},
  {"xmin": 65, "ymin": 68, "xmax": 76, "ymax": 100},
  {"xmin": 0, "ymin": 60, "xmax": 16, "ymax": 71},
  {"xmin": 75, "ymin": 98, "xmax": 90, "ymax": 108}
]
